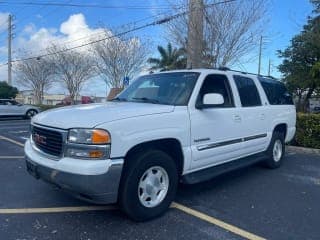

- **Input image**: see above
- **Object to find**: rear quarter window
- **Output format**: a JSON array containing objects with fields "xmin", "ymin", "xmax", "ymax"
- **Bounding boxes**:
[{"xmin": 258, "ymin": 77, "xmax": 293, "ymax": 105}]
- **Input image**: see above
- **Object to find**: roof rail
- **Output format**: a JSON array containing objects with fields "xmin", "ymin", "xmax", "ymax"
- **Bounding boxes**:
[{"xmin": 215, "ymin": 67, "xmax": 277, "ymax": 79}]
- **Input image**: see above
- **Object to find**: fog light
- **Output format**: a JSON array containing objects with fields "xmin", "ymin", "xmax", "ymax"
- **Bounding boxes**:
[{"xmin": 66, "ymin": 148, "xmax": 106, "ymax": 159}]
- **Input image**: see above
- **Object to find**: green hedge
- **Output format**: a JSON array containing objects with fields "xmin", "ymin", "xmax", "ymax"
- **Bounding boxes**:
[
  {"xmin": 35, "ymin": 104, "xmax": 61, "ymax": 111},
  {"xmin": 293, "ymin": 113, "xmax": 320, "ymax": 149}
]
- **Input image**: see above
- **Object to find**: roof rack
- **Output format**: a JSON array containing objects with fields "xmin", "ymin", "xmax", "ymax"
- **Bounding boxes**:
[{"xmin": 216, "ymin": 67, "xmax": 276, "ymax": 79}]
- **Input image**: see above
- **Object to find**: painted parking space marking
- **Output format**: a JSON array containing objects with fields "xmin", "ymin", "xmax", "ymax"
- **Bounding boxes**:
[
  {"xmin": 0, "ymin": 156, "xmax": 24, "ymax": 159},
  {"xmin": 0, "ymin": 205, "xmax": 117, "ymax": 214},
  {"xmin": 9, "ymin": 130, "xmax": 29, "ymax": 134},
  {"xmin": 171, "ymin": 202, "xmax": 266, "ymax": 240},
  {"xmin": 0, "ymin": 135, "xmax": 24, "ymax": 147},
  {"xmin": 0, "ymin": 202, "xmax": 265, "ymax": 240}
]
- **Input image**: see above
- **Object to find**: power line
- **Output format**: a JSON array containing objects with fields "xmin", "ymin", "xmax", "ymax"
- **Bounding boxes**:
[
  {"xmin": 0, "ymin": 0, "xmax": 236, "ymax": 66},
  {"xmin": 0, "ymin": 2, "xmax": 177, "ymax": 10},
  {"xmin": 37, "ymin": 9, "xmax": 175, "ymax": 53}
]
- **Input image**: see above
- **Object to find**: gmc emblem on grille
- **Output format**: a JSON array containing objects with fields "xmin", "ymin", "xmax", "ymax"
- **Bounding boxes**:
[{"xmin": 33, "ymin": 133, "xmax": 47, "ymax": 145}]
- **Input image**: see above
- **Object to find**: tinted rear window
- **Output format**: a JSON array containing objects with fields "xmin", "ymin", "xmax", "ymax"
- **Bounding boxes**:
[
  {"xmin": 233, "ymin": 75, "xmax": 262, "ymax": 107},
  {"xmin": 258, "ymin": 77, "xmax": 293, "ymax": 105}
]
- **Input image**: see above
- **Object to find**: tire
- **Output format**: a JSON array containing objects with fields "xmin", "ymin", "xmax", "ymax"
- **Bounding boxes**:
[
  {"xmin": 264, "ymin": 131, "xmax": 285, "ymax": 169},
  {"xmin": 25, "ymin": 109, "xmax": 38, "ymax": 119},
  {"xmin": 119, "ymin": 149, "xmax": 178, "ymax": 221}
]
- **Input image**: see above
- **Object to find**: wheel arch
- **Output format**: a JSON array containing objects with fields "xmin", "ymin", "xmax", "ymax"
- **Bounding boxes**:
[
  {"xmin": 123, "ymin": 138, "xmax": 184, "ymax": 176},
  {"xmin": 272, "ymin": 123, "xmax": 287, "ymax": 138}
]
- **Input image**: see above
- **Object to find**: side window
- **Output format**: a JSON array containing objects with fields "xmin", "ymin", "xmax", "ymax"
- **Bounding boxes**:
[
  {"xmin": 197, "ymin": 74, "xmax": 234, "ymax": 108},
  {"xmin": 258, "ymin": 77, "xmax": 293, "ymax": 105},
  {"xmin": 233, "ymin": 75, "xmax": 262, "ymax": 107}
]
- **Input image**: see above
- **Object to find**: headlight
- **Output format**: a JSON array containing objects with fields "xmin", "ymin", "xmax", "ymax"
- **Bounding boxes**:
[
  {"xmin": 68, "ymin": 129, "xmax": 111, "ymax": 145},
  {"xmin": 66, "ymin": 128, "xmax": 111, "ymax": 159}
]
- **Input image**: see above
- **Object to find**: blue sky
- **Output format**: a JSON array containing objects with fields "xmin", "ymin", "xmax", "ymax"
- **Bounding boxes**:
[{"xmin": 0, "ymin": 0, "xmax": 315, "ymax": 96}]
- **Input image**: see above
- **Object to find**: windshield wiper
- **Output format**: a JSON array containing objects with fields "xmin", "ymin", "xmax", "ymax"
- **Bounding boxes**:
[
  {"xmin": 110, "ymin": 97, "xmax": 127, "ymax": 102},
  {"xmin": 132, "ymin": 97, "xmax": 160, "ymax": 104}
]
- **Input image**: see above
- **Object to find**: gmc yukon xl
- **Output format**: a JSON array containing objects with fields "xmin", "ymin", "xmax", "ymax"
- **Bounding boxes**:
[{"xmin": 25, "ymin": 69, "xmax": 296, "ymax": 221}]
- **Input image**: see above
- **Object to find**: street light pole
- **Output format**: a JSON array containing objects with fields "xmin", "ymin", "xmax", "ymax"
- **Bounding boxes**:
[{"xmin": 7, "ymin": 14, "xmax": 12, "ymax": 85}]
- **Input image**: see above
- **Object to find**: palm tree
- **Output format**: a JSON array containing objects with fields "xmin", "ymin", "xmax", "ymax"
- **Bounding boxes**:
[{"xmin": 148, "ymin": 43, "xmax": 186, "ymax": 71}]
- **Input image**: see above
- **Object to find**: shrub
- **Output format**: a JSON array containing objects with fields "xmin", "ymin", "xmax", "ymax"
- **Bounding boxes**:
[
  {"xmin": 293, "ymin": 113, "xmax": 320, "ymax": 149},
  {"xmin": 35, "ymin": 104, "xmax": 61, "ymax": 111}
]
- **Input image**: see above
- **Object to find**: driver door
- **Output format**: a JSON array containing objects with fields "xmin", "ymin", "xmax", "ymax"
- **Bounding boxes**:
[{"xmin": 189, "ymin": 74, "xmax": 245, "ymax": 170}]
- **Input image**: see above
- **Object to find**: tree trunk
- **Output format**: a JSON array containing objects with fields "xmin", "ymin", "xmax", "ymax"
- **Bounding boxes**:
[{"xmin": 302, "ymin": 85, "xmax": 315, "ymax": 112}]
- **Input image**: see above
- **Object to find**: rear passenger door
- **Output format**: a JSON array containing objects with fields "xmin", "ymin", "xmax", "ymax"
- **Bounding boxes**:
[{"xmin": 233, "ymin": 75, "xmax": 269, "ymax": 154}]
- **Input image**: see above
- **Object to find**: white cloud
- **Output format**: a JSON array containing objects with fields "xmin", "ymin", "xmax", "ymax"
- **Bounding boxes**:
[
  {"xmin": 0, "ymin": 12, "xmax": 9, "ymax": 32},
  {"xmin": 0, "ymin": 13, "xmax": 109, "ymax": 96},
  {"xmin": 22, "ymin": 23, "xmax": 36, "ymax": 35},
  {"xmin": 60, "ymin": 13, "xmax": 89, "ymax": 36}
]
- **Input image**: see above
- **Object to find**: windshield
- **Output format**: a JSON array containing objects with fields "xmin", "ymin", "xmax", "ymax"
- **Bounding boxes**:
[{"xmin": 115, "ymin": 72, "xmax": 199, "ymax": 106}]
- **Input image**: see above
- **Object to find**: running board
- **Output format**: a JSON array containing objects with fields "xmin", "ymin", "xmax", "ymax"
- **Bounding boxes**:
[{"xmin": 182, "ymin": 153, "xmax": 267, "ymax": 184}]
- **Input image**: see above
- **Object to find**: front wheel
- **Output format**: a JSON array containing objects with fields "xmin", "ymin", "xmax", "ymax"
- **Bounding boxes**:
[{"xmin": 119, "ymin": 150, "xmax": 178, "ymax": 221}]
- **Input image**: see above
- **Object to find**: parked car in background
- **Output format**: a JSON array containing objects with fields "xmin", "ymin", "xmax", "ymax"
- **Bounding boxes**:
[
  {"xmin": 55, "ymin": 96, "xmax": 94, "ymax": 106},
  {"xmin": 0, "ymin": 99, "xmax": 40, "ymax": 119}
]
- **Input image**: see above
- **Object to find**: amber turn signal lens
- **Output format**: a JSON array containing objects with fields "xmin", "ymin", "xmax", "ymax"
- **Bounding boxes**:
[
  {"xmin": 89, "ymin": 150, "xmax": 104, "ymax": 158},
  {"xmin": 91, "ymin": 130, "xmax": 110, "ymax": 144}
]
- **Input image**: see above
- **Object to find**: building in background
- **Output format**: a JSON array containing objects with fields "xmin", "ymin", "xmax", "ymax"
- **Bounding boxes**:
[
  {"xmin": 15, "ymin": 90, "xmax": 106, "ymax": 105},
  {"xmin": 15, "ymin": 90, "xmax": 65, "ymax": 105}
]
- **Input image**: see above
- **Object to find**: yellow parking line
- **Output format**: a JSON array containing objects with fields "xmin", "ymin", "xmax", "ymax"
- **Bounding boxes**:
[
  {"xmin": 0, "ymin": 135, "xmax": 24, "ymax": 147},
  {"xmin": 0, "ymin": 205, "xmax": 116, "ymax": 214},
  {"xmin": 0, "ymin": 156, "xmax": 24, "ymax": 159},
  {"xmin": 0, "ymin": 202, "xmax": 265, "ymax": 239},
  {"xmin": 171, "ymin": 202, "xmax": 266, "ymax": 240}
]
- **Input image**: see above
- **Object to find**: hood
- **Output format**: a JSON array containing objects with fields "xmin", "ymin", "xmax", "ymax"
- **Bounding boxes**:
[{"xmin": 32, "ymin": 102, "xmax": 174, "ymax": 129}]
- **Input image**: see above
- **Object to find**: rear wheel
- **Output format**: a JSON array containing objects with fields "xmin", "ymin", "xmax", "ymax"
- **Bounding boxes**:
[
  {"xmin": 25, "ymin": 109, "xmax": 38, "ymax": 119},
  {"xmin": 264, "ymin": 131, "xmax": 285, "ymax": 169},
  {"xmin": 119, "ymin": 149, "xmax": 178, "ymax": 221}
]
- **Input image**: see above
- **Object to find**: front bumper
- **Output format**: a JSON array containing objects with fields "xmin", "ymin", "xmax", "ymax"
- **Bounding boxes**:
[{"xmin": 24, "ymin": 139, "xmax": 123, "ymax": 204}]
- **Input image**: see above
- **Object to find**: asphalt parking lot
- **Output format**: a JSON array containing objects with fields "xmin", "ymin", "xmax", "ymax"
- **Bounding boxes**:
[{"xmin": 0, "ymin": 118, "xmax": 319, "ymax": 240}]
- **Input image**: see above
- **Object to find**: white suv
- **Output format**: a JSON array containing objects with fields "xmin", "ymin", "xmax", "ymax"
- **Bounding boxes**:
[{"xmin": 25, "ymin": 69, "xmax": 296, "ymax": 221}]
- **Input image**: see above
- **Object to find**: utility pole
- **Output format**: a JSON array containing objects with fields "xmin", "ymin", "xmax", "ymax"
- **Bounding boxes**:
[
  {"xmin": 7, "ymin": 14, "xmax": 12, "ymax": 86},
  {"xmin": 268, "ymin": 59, "xmax": 271, "ymax": 76},
  {"xmin": 258, "ymin": 35, "xmax": 262, "ymax": 75},
  {"xmin": 187, "ymin": 0, "xmax": 204, "ymax": 69}
]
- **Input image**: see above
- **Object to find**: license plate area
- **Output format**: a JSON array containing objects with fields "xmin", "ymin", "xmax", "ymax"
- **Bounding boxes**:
[{"xmin": 26, "ymin": 161, "xmax": 39, "ymax": 179}]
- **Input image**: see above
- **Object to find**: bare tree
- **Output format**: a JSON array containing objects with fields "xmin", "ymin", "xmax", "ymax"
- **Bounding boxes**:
[
  {"xmin": 14, "ymin": 57, "xmax": 55, "ymax": 104},
  {"xmin": 92, "ymin": 32, "xmax": 148, "ymax": 90},
  {"xmin": 166, "ymin": 0, "xmax": 268, "ymax": 68},
  {"xmin": 49, "ymin": 45, "xmax": 96, "ymax": 104}
]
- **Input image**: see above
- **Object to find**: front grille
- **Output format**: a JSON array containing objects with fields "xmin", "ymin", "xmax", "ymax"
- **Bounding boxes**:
[{"xmin": 32, "ymin": 126, "xmax": 63, "ymax": 157}]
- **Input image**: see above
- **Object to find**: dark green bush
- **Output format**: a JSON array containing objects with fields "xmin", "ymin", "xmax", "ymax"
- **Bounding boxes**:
[
  {"xmin": 293, "ymin": 113, "xmax": 320, "ymax": 149},
  {"xmin": 35, "ymin": 104, "xmax": 61, "ymax": 111}
]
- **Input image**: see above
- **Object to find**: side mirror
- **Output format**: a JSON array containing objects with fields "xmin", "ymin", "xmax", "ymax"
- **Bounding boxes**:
[{"xmin": 197, "ymin": 93, "xmax": 224, "ymax": 109}]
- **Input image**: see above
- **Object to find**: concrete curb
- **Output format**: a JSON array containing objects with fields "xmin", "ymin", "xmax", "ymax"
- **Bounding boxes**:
[{"xmin": 287, "ymin": 145, "xmax": 320, "ymax": 154}]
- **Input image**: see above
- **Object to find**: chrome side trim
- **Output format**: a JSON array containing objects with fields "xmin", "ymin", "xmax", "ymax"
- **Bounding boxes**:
[{"xmin": 197, "ymin": 133, "xmax": 267, "ymax": 151}]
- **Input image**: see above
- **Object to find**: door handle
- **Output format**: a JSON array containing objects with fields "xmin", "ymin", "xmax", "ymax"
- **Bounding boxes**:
[
  {"xmin": 233, "ymin": 115, "xmax": 241, "ymax": 122},
  {"xmin": 260, "ymin": 113, "xmax": 266, "ymax": 120}
]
